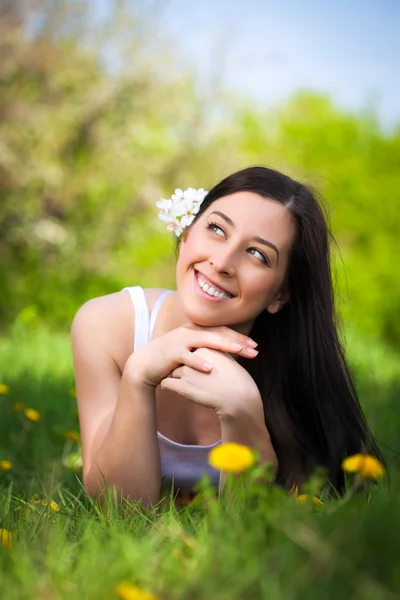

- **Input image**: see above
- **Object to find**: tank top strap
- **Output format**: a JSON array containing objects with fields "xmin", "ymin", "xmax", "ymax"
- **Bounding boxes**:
[
  {"xmin": 149, "ymin": 289, "xmax": 173, "ymax": 338},
  {"xmin": 121, "ymin": 286, "xmax": 150, "ymax": 352}
]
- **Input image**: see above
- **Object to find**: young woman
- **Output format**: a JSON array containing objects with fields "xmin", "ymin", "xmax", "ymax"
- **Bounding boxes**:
[{"xmin": 71, "ymin": 166, "xmax": 384, "ymax": 508}]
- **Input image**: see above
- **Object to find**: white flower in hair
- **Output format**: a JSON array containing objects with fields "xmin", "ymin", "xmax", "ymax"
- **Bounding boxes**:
[
  {"xmin": 156, "ymin": 187, "xmax": 208, "ymax": 237},
  {"xmin": 166, "ymin": 219, "xmax": 184, "ymax": 237}
]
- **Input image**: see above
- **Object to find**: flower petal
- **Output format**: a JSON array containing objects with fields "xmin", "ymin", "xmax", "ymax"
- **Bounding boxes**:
[
  {"xmin": 360, "ymin": 455, "xmax": 385, "ymax": 479},
  {"xmin": 342, "ymin": 454, "xmax": 364, "ymax": 473},
  {"xmin": 208, "ymin": 442, "xmax": 255, "ymax": 473}
]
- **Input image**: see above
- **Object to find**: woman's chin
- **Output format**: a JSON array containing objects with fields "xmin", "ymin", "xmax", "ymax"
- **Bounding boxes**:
[{"xmin": 182, "ymin": 306, "xmax": 226, "ymax": 328}]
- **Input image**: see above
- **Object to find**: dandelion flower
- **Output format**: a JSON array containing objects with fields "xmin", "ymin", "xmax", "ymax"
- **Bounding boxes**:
[
  {"xmin": 64, "ymin": 430, "xmax": 80, "ymax": 442},
  {"xmin": 296, "ymin": 494, "xmax": 308, "ymax": 504},
  {"xmin": 0, "ymin": 460, "xmax": 13, "ymax": 471},
  {"xmin": 11, "ymin": 402, "xmax": 24, "ymax": 412},
  {"xmin": 295, "ymin": 494, "xmax": 324, "ymax": 505},
  {"xmin": 0, "ymin": 384, "xmax": 9, "ymax": 395},
  {"xmin": 39, "ymin": 500, "xmax": 59, "ymax": 512},
  {"xmin": 24, "ymin": 408, "xmax": 40, "ymax": 422},
  {"xmin": 312, "ymin": 496, "xmax": 324, "ymax": 505},
  {"xmin": 342, "ymin": 453, "xmax": 385, "ymax": 480},
  {"xmin": 0, "ymin": 529, "xmax": 13, "ymax": 550},
  {"xmin": 208, "ymin": 442, "xmax": 255, "ymax": 474},
  {"xmin": 116, "ymin": 581, "xmax": 159, "ymax": 600}
]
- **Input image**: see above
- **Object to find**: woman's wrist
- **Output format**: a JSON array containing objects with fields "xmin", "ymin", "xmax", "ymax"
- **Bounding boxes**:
[
  {"xmin": 121, "ymin": 359, "xmax": 157, "ymax": 399},
  {"xmin": 123, "ymin": 356, "xmax": 151, "ymax": 387}
]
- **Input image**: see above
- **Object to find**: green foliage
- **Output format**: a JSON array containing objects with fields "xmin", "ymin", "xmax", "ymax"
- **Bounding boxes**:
[
  {"xmin": 0, "ymin": 327, "xmax": 399, "ymax": 599},
  {"xmin": 0, "ymin": 2, "xmax": 235, "ymax": 329}
]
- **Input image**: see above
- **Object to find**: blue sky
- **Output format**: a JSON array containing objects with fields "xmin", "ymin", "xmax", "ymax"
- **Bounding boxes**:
[{"xmin": 95, "ymin": 0, "xmax": 400, "ymax": 130}]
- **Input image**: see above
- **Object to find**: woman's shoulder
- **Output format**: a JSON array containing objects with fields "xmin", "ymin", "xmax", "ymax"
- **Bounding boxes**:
[
  {"xmin": 71, "ymin": 287, "xmax": 172, "ymax": 369},
  {"xmin": 72, "ymin": 287, "xmax": 171, "ymax": 321}
]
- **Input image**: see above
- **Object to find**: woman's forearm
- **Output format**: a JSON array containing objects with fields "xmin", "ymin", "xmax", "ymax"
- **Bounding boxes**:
[{"xmin": 84, "ymin": 369, "xmax": 161, "ymax": 508}]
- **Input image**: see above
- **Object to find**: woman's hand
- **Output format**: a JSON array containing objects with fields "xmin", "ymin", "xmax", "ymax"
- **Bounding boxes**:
[
  {"xmin": 160, "ymin": 347, "xmax": 264, "ymax": 419},
  {"xmin": 124, "ymin": 322, "xmax": 258, "ymax": 389}
]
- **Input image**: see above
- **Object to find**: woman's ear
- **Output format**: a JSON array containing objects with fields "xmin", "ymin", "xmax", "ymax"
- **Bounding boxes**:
[{"xmin": 266, "ymin": 291, "xmax": 289, "ymax": 314}]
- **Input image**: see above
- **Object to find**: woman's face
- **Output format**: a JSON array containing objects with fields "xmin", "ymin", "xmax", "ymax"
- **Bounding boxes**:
[{"xmin": 176, "ymin": 191, "xmax": 296, "ymax": 333}]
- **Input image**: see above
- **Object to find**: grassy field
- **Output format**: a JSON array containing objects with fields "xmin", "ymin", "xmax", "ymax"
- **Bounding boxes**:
[{"xmin": 0, "ymin": 326, "xmax": 399, "ymax": 600}]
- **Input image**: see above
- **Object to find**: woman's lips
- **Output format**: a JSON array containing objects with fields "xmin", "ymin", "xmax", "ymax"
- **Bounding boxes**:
[
  {"xmin": 195, "ymin": 270, "xmax": 235, "ymax": 296},
  {"xmin": 193, "ymin": 270, "xmax": 235, "ymax": 302}
]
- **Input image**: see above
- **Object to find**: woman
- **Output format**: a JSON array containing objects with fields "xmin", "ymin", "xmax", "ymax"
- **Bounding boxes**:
[{"xmin": 71, "ymin": 166, "xmax": 383, "ymax": 508}]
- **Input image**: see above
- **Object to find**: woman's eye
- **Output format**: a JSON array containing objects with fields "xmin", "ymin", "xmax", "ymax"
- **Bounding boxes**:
[
  {"xmin": 207, "ymin": 222, "xmax": 225, "ymax": 236},
  {"xmin": 249, "ymin": 248, "xmax": 270, "ymax": 265}
]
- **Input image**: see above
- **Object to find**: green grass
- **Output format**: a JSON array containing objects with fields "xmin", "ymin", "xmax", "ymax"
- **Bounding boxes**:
[{"xmin": 0, "ymin": 325, "xmax": 399, "ymax": 600}]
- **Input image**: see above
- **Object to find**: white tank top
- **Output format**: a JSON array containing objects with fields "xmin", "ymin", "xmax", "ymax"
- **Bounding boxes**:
[{"xmin": 121, "ymin": 286, "xmax": 221, "ymax": 492}]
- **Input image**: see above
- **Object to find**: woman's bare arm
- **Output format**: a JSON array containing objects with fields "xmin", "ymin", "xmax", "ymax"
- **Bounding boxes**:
[{"xmin": 71, "ymin": 295, "xmax": 162, "ymax": 508}]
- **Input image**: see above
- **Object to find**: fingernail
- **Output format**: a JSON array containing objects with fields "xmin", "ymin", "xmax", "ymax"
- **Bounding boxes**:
[
  {"xmin": 246, "ymin": 339, "xmax": 258, "ymax": 348},
  {"xmin": 203, "ymin": 362, "xmax": 213, "ymax": 371},
  {"xmin": 246, "ymin": 348, "xmax": 258, "ymax": 357}
]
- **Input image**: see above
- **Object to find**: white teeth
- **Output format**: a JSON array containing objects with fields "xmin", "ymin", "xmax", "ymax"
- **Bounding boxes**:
[{"xmin": 197, "ymin": 275, "xmax": 232, "ymax": 299}]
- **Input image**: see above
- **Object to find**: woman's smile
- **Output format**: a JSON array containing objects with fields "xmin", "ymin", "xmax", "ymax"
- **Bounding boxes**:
[{"xmin": 193, "ymin": 269, "xmax": 236, "ymax": 303}]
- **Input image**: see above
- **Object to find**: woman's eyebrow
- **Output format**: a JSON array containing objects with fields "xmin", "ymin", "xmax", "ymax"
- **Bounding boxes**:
[{"xmin": 209, "ymin": 210, "xmax": 280, "ymax": 264}]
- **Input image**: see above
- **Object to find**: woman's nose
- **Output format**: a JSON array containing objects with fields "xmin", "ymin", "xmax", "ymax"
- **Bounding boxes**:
[{"xmin": 209, "ymin": 250, "xmax": 236, "ymax": 276}]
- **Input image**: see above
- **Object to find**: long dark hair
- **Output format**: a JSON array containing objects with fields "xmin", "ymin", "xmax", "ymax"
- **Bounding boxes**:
[{"xmin": 176, "ymin": 166, "xmax": 385, "ymax": 493}]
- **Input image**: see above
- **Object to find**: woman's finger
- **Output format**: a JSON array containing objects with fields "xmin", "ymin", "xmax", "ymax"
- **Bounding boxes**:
[
  {"xmin": 182, "ymin": 322, "xmax": 257, "ymax": 349},
  {"xmin": 169, "ymin": 366, "xmax": 185, "ymax": 379},
  {"xmin": 188, "ymin": 331, "xmax": 259, "ymax": 359},
  {"xmin": 178, "ymin": 349, "xmax": 214, "ymax": 373},
  {"xmin": 160, "ymin": 377, "xmax": 193, "ymax": 396},
  {"xmin": 160, "ymin": 377, "xmax": 215, "ymax": 408},
  {"xmin": 216, "ymin": 325, "xmax": 258, "ymax": 348}
]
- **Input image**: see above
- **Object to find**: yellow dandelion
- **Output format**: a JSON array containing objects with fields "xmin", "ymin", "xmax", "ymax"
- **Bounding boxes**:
[
  {"xmin": 24, "ymin": 408, "xmax": 40, "ymax": 422},
  {"xmin": 296, "ymin": 494, "xmax": 324, "ymax": 505},
  {"xmin": 39, "ymin": 500, "xmax": 59, "ymax": 512},
  {"xmin": 11, "ymin": 402, "xmax": 24, "ymax": 412},
  {"xmin": 312, "ymin": 496, "xmax": 324, "ymax": 505},
  {"xmin": 116, "ymin": 581, "xmax": 159, "ymax": 600},
  {"xmin": 342, "ymin": 453, "xmax": 385, "ymax": 480},
  {"xmin": 0, "ymin": 529, "xmax": 13, "ymax": 550},
  {"xmin": 342, "ymin": 454, "xmax": 364, "ymax": 473},
  {"xmin": 64, "ymin": 430, "xmax": 80, "ymax": 442},
  {"xmin": 69, "ymin": 388, "xmax": 76, "ymax": 398},
  {"xmin": 0, "ymin": 384, "xmax": 9, "ymax": 395},
  {"xmin": 0, "ymin": 460, "xmax": 13, "ymax": 472},
  {"xmin": 296, "ymin": 494, "xmax": 308, "ymax": 504},
  {"xmin": 208, "ymin": 442, "xmax": 255, "ymax": 474}
]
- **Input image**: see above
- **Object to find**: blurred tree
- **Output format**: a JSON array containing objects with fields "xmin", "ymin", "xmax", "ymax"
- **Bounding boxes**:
[
  {"xmin": 0, "ymin": 2, "xmax": 399, "ymax": 349},
  {"xmin": 0, "ymin": 0, "xmax": 241, "ymax": 329}
]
